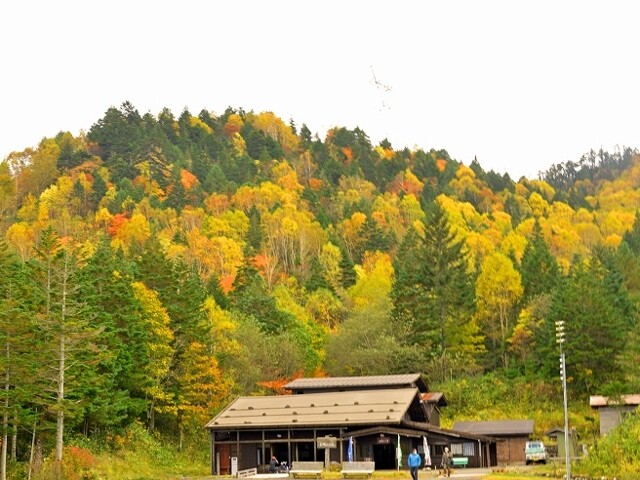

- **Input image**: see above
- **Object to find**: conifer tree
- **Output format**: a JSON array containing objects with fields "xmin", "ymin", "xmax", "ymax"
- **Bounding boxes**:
[
  {"xmin": 31, "ymin": 228, "xmax": 98, "ymax": 475},
  {"xmin": 519, "ymin": 219, "xmax": 560, "ymax": 303},
  {"xmin": 77, "ymin": 239, "xmax": 147, "ymax": 429},
  {"xmin": 0, "ymin": 242, "xmax": 36, "ymax": 480},
  {"xmin": 539, "ymin": 257, "xmax": 631, "ymax": 392},
  {"xmin": 228, "ymin": 262, "xmax": 294, "ymax": 334},
  {"xmin": 392, "ymin": 201, "xmax": 481, "ymax": 378},
  {"xmin": 622, "ymin": 209, "xmax": 640, "ymax": 256}
]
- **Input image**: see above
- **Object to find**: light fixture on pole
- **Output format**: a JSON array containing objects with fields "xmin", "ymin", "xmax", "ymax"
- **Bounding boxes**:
[{"xmin": 555, "ymin": 320, "xmax": 571, "ymax": 480}]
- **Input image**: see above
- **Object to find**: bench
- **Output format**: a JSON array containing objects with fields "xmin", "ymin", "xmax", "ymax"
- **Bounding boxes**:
[
  {"xmin": 341, "ymin": 461, "xmax": 375, "ymax": 478},
  {"xmin": 451, "ymin": 457, "xmax": 468, "ymax": 468},
  {"xmin": 289, "ymin": 461, "xmax": 323, "ymax": 479}
]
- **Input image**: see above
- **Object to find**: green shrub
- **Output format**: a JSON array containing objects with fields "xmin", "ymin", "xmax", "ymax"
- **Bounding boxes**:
[{"xmin": 574, "ymin": 408, "xmax": 640, "ymax": 480}]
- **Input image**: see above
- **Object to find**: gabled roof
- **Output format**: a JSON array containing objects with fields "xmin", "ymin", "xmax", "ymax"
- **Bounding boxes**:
[
  {"xmin": 421, "ymin": 392, "xmax": 448, "ymax": 407},
  {"xmin": 205, "ymin": 388, "xmax": 419, "ymax": 430},
  {"xmin": 590, "ymin": 394, "xmax": 640, "ymax": 408},
  {"xmin": 452, "ymin": 419, "xmax": 534, "ymax": 436},
  {"xmin": 283, "ymin": 374, "xmax": 427, "ymax": 393}
]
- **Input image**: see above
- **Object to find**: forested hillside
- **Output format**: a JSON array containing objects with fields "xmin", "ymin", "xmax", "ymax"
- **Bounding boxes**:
[{"xmin": 1, "ymin": 102, "xmax": 639, "ymax": 475}]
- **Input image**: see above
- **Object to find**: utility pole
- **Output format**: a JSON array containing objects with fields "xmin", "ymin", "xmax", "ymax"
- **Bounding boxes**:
[{"xmin": 555, "ymin": 321, "xmax": 571, "ymax": 480}]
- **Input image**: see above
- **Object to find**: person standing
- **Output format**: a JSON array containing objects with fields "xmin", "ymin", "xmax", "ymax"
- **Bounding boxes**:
[
  {"xmin": 408, "ymin": 448, "xmax": 422, "ymax": 480},
  {"xmin": 441, "ymin": 447, "xmax": 453, "ymax": 477}
]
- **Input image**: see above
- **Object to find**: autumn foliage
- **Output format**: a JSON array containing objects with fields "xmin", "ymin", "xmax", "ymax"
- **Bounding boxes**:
[{"xmin": 1, "ymin": 102, "xmax": 640, "ymax": 474}]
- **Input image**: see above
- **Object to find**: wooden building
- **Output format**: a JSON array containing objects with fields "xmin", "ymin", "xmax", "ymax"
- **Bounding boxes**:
[
  {"xmin": 590, "ymin": 394, "xmax": 640, "ymax": 436},
  {"xmin": 452, "ymin": 419, "xmax": 534, "ymax": 464},
  {"xmin": 545, "ymin": 427, "xmax": 578, "ymax": 458},
  {"xmin": 205, "ymin": 374, "xmax": 497, "ymax": 474}
]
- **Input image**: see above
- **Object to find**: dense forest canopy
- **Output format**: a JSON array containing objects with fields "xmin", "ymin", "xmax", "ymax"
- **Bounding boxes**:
[{"xmin": 1, "ymin": 101, "xmax": 639, "ymax": 472}]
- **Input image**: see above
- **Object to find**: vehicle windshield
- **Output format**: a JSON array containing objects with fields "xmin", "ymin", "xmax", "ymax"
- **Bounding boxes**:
[{"xmin": 526, "ymin": 442, "xmax": 544, "ymax": 452}]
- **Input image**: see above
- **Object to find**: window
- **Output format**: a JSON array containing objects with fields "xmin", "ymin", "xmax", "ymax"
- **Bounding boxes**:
[
  {"xmin": 450, "ymin": 443, "xmax": 463, "ymax": 455},
  {"xmin": 462, "ymin": 443, "xmax": 475, "ymax": 456}
]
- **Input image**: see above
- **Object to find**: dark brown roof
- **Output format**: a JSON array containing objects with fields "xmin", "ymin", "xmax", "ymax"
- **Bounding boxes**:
[
  {"xmin": 205, "ymin": 388, "xmax": 418, "ymax": 430},
  {"xmin": 283, "ymin": 374, "xmax": 427, "ymax": 392},
  {"xmin": 452, "ymin": 419, "xmax": 534, "ymax": 436}
]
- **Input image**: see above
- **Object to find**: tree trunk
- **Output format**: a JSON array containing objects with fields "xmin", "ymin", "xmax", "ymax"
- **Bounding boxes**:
[
  {"xmin": 27, "ymin": 417, "xmax": 37, "ymax": 480},
  {"xmin": 11, "ymin": 419, "xmax": 16, "ymax": 462},
  {"xmin": 55, "ymin": 250, "xmax": 70, "ymax": 479},
  {"xmin": 56, "ymin": 331, "xmax": 65, "ymax": 475},
  {"xmin": 1, "ymin": 337, "xmax": 9, "ymax": 480}
]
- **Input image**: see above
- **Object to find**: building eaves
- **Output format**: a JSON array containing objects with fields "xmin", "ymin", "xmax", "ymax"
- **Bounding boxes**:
[
  {"xmin": 589, "ymin": 394, "xmax": 640, "ymax": 408},
  {"xmin": 283, "ymin": 374, "xmax": 425, "ymax": 392},
  {"xmin": 452, "ymin": 419, "xmax": 534, "ymax": 436},
  {"xmin": 402, "ymin": 419, "xmax": 498, "ymax": 442}
]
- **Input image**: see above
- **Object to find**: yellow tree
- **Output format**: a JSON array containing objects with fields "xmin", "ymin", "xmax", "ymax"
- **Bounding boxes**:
[
  {"xmin": 131, "ymin": 282, "xmax": 174, "ymax": 431},
  {"xmin": 262, "ymin": 205, "xmax": 326, "ymax": 281},
  {"xmin": 5, "ymin": 223, "xmax": 36, "ymax": 261},
  {"xmin": 508, "ymin": 295, "xmax": 550, "ymax": 374},
  {"xmin": 16, "ymin": 139, "xmax": 60, "ymax": 200},
  {"xmin": 174, "ymin": 341, "xmax": 230, "ymax": 449},
  {"xmin": 318, "ymin": 242, "xmax": 343, "ymax": 292},
  {"xmin": 249, "ymin": 111, "xmax": 299, "ymax": 154},
  {"xmin": 0, "ymin": 162, "xmax": 15, "ymax": 221},
  {"xmin": 111, "ymin": 212, "xmax": 151, "ymax": 253},
  {"xmin": 184, "ymin": 228, "xmax": 244, "ymax": 282},
  {"xmin": 336, "ymin": 212, "xmax": 367, "ymax": 261},
  {"xmin": 475, "ymin": 251, "xmax": 524, "ymax": 369}
]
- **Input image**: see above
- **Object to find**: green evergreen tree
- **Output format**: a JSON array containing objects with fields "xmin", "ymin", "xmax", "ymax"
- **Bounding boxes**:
[
  {"xmin": 392, "ymin": 201, "xmax": 480, "ymax": 378},
  {"xmin": 519, "ymin": 219, "xmax": 560, "ymax": 303},
  {"xmin": 206, "ymin": 274, "xmax": 229, "ymax": 310},
  {"xmin": 91, "ymin": 171, "xmax": 107, "ymax": 208},
  {"xmin": 0, "ymin": 242, "xmax": 39, "ymax": 478},
  {"xmin": 337, "ymin": 242, "xmax": 356, "ymax": 289},
  {"xmin": 228, "ymin": 263, "xmax": 294, "ymax": 334},
  {"xmin": 30, "ymin": 228, "xmax": 100, "ymax": 471},
  {"xmin": 622, "ymin": 209, "xmax": 640, "ymax": 255},
  {"xmin": 246, "ymin": 206, "xmax": 263, "ymax": 254},
  {"xmin": 304, "ymin": 257, "xmax": 333, "ymax": 292},
  {"xmin": 540, "ymin": 257, "xmax": 631, "ymax": 393},
  {"xmin": 359, "ymin": 216, "xmax": 392, "ymax": 257},
  {"xmin": 77, "ymin": 239, "xmax": 147, "ymax": 429}
]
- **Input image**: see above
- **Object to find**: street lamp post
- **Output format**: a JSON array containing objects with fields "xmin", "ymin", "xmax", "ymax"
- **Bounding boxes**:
[{"xmin": 555, "ymin": 321, "xmax": 571, "ymax": 480}]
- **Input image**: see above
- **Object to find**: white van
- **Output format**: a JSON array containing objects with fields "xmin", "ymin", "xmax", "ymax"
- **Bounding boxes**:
[{"xmin": 525, "ymin": 441, "xmax": 547, "ymax": 465}]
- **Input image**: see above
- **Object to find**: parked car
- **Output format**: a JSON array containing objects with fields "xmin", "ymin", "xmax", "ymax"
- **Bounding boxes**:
[{"xmin": 525, "ymin": 441, "xmax": 547, "ymax": 465}]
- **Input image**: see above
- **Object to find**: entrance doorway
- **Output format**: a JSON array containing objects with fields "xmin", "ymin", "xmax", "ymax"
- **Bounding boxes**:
[{"xmin": 373, "ymin": 443, "xmax": 396, "ymax": 469}]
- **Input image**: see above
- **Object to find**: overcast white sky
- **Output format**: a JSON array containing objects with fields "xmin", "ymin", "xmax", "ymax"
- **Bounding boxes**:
[{"xmin": 2, "ymin": 1, "xmax": 638, "ymax": 180}]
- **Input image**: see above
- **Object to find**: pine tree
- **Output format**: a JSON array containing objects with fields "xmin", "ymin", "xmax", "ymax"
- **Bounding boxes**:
[
  {"xmin": 229, "ymin": 262, "xmax": 294, "ymax": 334},
  {"xmin": 622, "ymin": 209, "xmax": 640, "ymax": 256},
  {"xmin": 77, "ymin": 239, "xmax": 147, "ymax": 430},
  {"xmin": 31, "ymin": 228, "xmax": 99, "ymax": 474},
  {"xmin": 540, "ymin": 257, "xmax": 631, "ymax": 392},
  {"xmin": 392, "ymin": 201, "xmax": 480, "ymax": 377},
  {"xmin": 0, "ymin": 243, "xmax": 37, "ymax": 479},
  {"xmin": 519, "ymin": 219, "xmax": 560, "ymax": 303}
]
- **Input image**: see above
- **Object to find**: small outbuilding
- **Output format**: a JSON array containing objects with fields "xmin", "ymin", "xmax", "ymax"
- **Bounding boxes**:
[
  {"xmin": 452, "ymin": 419, "xmax": 534, "ymax": 464},
  {"xmin": 590, "ymin": 394, "xmax": 640, "ymax": 436},
  {"xmin": 544, "ymin": 427, "xmax": 578, "ymax": 458}
]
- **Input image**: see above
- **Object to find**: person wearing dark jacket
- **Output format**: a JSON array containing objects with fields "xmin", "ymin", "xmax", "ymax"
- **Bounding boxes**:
[{"xmin": 441, "ymin": 447, "xmax": 453, "ymax": 477}]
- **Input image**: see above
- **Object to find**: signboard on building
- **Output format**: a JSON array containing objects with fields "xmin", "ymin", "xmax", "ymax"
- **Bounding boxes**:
[{"xmin": 317, "ymin": 436, "xmax": 337, "ymax": 448}]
